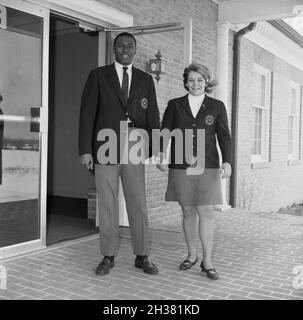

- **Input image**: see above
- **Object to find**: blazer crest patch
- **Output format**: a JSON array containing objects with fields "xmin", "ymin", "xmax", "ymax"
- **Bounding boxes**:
[
  {"xmin": 205, "ymin": 114, "xmax": 215, "ymax": 126},
  {"xmin": 141, "ymin": 98, "xmax": 148, "ymax": 109}
]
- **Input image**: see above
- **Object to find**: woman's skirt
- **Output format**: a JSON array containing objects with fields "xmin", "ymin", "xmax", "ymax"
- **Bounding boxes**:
[{"xmin": 165, "ymin": 168, "xmax": 222, "ymax": 206}]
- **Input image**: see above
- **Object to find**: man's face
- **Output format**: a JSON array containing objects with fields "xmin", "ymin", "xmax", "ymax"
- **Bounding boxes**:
[{"xmin": 114, "ymin": 35, "xmax": 136, "ymax": 66}]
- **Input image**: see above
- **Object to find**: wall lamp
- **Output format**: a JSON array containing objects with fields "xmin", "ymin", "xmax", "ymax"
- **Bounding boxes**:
[{"xmin": 149, "ymin": 49, "xmax": 166, "ymax": 83}]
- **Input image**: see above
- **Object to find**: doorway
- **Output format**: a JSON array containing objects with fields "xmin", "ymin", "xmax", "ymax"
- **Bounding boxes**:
[{"xmin": 47, "ymin": 14, "xmax": 99, "ymax": 244}]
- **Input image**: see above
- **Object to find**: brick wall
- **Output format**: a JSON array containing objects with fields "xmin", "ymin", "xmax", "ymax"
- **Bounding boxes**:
[
  {"xmin": 87, "ymin": 1, "xmax": 303, "ymax": 216},
  {"xmin": 89, "ymin": 0, "xmax": 219, "ymax": 222},
  {"xmin": 236, "ymin": 37, "xmax": 303, "ymax": 212}
]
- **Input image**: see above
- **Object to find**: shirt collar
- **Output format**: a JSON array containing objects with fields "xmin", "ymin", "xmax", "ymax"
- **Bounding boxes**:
[
  {"xmin": 114, "ymin": 61, "xmax": 133, "ymax": 71},
  {"xmin": 188, "ymin": 93, "xmax": 205, "ymax": 101}
]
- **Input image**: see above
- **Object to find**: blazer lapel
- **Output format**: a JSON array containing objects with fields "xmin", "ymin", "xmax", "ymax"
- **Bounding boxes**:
[
  {"xmin": 196, "ymin": 94, "xmax": 208, "ymax": 118},
  {"xmin": 107, "ymin": 63, "xmax": 125, "ymax": 106},
  {"xmin": 181, "ymin": 94, "xmax": 208, "ymax": 119},
  {"xmin": 182, "ymin": 94, "xmax": 195, "ymax": 118}
]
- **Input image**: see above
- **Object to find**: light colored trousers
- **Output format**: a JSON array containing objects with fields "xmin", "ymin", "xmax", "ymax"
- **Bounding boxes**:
[{"xmin": 95, "ymin": 163, "xmax": 150, "ymax": 256}]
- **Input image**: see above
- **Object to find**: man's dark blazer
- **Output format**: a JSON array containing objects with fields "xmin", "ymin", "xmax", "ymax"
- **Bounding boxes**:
[
  {"xmin": 79, "ymin": 64, "xmax": 160, "ymax": 163},
  {"xmin": 161, "ymin": 94, "xmax": 232, "ymax": 169}
]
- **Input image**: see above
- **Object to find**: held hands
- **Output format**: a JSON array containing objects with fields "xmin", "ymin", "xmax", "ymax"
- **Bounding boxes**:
[
  {"xmin": 220, "ymin": 162, "xmax": 232, "ymax": 179},
  {"xmin": 80, "ymin": 153, "xmax": 94, "ymax": 170},
  {"xmin": 156, "ymin": 155, "xmax": 232, "ymax": 177},
  {"xmin": 156, "ymin": 152, "xmax": 168, "ymax": 172}
]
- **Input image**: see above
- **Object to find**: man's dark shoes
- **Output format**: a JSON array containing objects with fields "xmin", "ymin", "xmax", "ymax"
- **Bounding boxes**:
[
  {"xmin": 200, "ymin": 261, "xmax": 219, "ymax": 280},
  {"xmin": 135, "ymin": 255, "xmax": 159, "ymax": 275},
  {"xmin": 95, "ymin": 257, "xmax": 114, "ymax": 276}
]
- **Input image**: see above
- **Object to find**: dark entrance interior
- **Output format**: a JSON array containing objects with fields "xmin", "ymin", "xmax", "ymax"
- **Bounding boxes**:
[{"xmin": 47, "ymin": 14, "xmax": 99, "ymax": 244}]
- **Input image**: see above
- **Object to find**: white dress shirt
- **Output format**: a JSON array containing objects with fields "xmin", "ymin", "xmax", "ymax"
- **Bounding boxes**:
[
  {"xmin": 188, "ymin": 93, "xmax": 205, "ymax": 118},
  {"xmin": 114, "ymin": 61, "xmax": 133, "ymax": 94}
]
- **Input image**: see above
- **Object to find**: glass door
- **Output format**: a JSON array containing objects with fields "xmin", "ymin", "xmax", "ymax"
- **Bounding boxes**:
[{"xmin": 0, "ymin": 0, "xmax": 49, "ymax": 258}]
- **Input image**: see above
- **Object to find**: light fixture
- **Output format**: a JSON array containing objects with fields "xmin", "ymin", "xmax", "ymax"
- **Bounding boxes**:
[{"xmin": 149, "ymin": 49, "xmax": 166, "ymax": 83}]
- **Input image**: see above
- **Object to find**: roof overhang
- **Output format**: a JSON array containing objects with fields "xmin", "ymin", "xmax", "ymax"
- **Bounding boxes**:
[
  {"xmin": 23, "ymin": 0, "xmax": 133, "ymax": 28},
  {"xmin": 218, "ymin": 0, "xmax": 303, "ymax": 24},
  {"xmin": 268, "ymin": 19, "xmax": 303, "ymax": 48}
]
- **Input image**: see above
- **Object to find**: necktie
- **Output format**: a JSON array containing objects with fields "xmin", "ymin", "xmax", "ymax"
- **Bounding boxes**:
[{"xmin": 122, "ymin": 66, "xmax": 129, "ymax": 105}]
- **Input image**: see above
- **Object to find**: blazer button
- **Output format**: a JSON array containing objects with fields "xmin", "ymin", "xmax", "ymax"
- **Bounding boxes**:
[{"xmin": 192, "ymin": 124, "xmax": 196, "ymax": 127}]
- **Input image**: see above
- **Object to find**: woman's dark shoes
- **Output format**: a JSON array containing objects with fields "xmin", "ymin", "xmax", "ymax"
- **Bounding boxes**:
[
  {"xmin": 200, "ymin": 261, "xmax": 219, "ymax": 280},
  {"xmin": 95, "ymin": 257, "xmax": 115, "ymax": 276},
  {"xmin": 135, "ymin": 255, "xmax": 159, "ymax": 275},
  {"xmin": 179, "ymin": 257, "xmax": 198, "ymax": 270}
]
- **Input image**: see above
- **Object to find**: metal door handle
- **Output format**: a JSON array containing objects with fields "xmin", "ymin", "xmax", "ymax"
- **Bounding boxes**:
[
  {"xmin": 30, "ymin": 107, "xmax": 40, "ymax": 132},
  {"xmin": 0, "ymin": 107, "xmax": 41, "ymax": 132}
]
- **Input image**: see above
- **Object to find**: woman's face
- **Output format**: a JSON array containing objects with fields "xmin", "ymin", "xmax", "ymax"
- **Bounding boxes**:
[{"xmin": 186, "ymin": 71, "xmax": 206, "ymax": 96}]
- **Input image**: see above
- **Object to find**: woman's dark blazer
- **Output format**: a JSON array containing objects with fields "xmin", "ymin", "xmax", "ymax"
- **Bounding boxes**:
[{"xmin": 161, "ymin": 94, "xmax": 232, "ymax": 169}]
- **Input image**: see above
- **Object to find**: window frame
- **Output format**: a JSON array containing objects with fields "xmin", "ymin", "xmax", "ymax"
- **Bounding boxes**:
[
  {"xmin": 288, "ymin": 81, "xmax": 301, "ymax": 161},
  {"xmin": 251, "ymin": 64, "xmax": 271, "ymax": 163}
]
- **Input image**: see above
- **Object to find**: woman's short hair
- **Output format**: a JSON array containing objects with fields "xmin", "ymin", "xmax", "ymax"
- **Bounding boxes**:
[{"xmin": 183, "ymin": 63, "xmax": 218, "ymax": 94}]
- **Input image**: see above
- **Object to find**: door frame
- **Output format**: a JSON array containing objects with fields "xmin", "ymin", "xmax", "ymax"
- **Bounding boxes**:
[{"xmin": 0, "ymin": 0, "xmax": 49, "ymax": 260}]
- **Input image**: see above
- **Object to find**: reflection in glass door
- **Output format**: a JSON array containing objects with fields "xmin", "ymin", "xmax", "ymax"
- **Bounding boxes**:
[
  {"xmin": 0, "ymin": 114, "xmax": 40, "ymax": 247},
  {"xmin": 0, "ymin": 4, "xmax": 44, "ymax": 250}
]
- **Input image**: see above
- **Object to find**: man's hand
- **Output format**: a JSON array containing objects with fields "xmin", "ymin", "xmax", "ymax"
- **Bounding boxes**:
[
  {"xmin": 80, "ymin": 153, "xmax": 94, "ymax": 170},
  {"xmin": 220, "ymin": 162, "xmax": 232, "ymax": 179}
]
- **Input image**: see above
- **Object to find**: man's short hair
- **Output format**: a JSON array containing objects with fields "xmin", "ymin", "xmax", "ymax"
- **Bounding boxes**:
[{"xmin": 113, "ymin": 32, "xmax": 137, "ymax": 47}]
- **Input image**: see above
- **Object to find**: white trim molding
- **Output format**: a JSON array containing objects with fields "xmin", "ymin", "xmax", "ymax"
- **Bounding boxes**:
[
  {"xmin": 215, "ymin": 21, "xmax": 230, "ymax": 209},
  {"xmin": 244, "ymin": 21, "xmax": 303, "ymax": 72},
  {"xmin": 216, "ymin": 21, "xmax": 230, "ymax": 104},
  {"xmin": 184, "ymin": 16, "xmax": 192, "ymax": 66},
  {"xmin": 0, "ymin": 240, "xmax": 46, "ymax": 261},
  {"xmin": 23, "ymin": 0, "xmax": 133, "ymax": 27},
  {"xmin": 288, "ymin": 80, "xmax": 301, "ymax": 160},
  {"xmin": 1, "ymin": 0, "xmax": 48, "ymax": 15},
  {"xmin": 218, "ymin": 0, "xmax": 303, "ymax": 24},
  {"xmin": 251, "ymin": 63, "xmax": 272, "ymax": 164}
]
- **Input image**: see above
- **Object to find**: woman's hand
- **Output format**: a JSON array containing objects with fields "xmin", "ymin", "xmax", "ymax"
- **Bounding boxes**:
[
  {"xmin": 220, "ymin": 162, "xmax": 231, "ymax": 179},
  {"xmin": 156, "ymin": 152, "xmax": 168, "ymax": 171},
  {"xmin": 156, "ymin": 163, "xmax": 167, "ymax": 171}
]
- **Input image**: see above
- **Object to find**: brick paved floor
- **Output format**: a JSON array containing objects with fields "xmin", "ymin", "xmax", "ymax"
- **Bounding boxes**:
[{"xmin": 0, "ymin": 209, "xmax": 303, "ymax": 300}]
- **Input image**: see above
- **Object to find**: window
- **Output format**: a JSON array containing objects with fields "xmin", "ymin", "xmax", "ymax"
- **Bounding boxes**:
[
  {"xmin": 288, "ymin": 81, "xmax": 301, "ymax": 160},
  {"xmin": 251, "ymin": 64, "xmax": 271, "ymax": 163}
]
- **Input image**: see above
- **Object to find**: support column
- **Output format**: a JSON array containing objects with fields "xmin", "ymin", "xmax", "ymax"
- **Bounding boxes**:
[
  {"xmin": 215, "ymin": 21, "xmax": 231, "ymax": 211},
  {"xmin": 184, "ymin": 16, "xmax": 192, "ymax": 66}
]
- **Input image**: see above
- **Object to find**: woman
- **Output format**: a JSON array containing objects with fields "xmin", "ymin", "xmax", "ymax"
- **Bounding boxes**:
[{"xmin": 157, "ymin": 63, "xmax": 232, "ymax": 280}]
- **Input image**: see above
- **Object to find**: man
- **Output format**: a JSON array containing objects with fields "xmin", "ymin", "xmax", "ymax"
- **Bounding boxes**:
[{"xmin": 79, "ymin": 32, "xmax": 160, "ymax": 276}]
